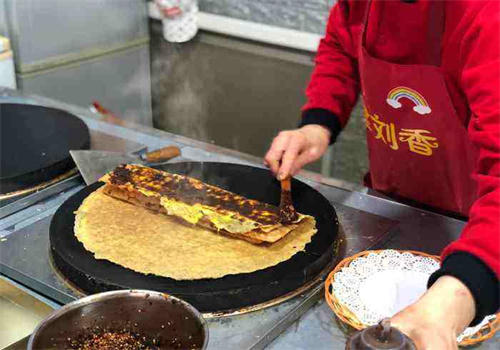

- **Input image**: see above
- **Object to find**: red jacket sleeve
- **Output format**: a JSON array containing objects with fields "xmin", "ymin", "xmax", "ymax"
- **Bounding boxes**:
[
  {"xmin": 301, "ymin": 0, "xmax": 364, "ymax": 128},
  {"xmin": 442, "ymin": 1, "xmax": 500, "ymax": 279},
  {"xmin": 430, "ymin": 0, "xmax": 500, "ymax": 323}
]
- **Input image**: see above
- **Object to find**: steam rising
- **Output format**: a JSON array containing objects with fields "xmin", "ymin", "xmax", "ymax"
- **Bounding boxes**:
[
  {"xmin": 151, "ymin": 33, "xmax": 233, "ymax": 188},
  {"xmin": 151, "ymin": 41, "xmax": 210, "ymax": 143}
]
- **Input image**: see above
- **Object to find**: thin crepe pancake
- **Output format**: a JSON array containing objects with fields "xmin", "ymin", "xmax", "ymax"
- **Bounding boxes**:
[{"xmin": 74, "ymin": 189, "xmax": 317, "ymax": 280}]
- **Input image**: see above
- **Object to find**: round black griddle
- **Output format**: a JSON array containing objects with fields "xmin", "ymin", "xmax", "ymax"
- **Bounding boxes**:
[
  {"xmin": 0, "ymin": 103, "xmax": 90, "ymax": 194},
  {"xmin": 50, "ymin": 162, "xmax": 339, "ymax": 313}
]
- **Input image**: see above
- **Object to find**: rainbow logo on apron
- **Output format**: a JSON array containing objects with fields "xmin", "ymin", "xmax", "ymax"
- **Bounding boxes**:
[{"xmin": 386, "ymin": 87, "xmax": 432, "ymax": 115}]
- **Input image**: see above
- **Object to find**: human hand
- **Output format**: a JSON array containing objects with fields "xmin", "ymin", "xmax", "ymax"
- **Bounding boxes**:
[
  {"xmin": 391, "ymin": 276, "xmax": 476, "ymax": 350},
  {"xmin": 264, "ymin": 125, "xmax": 331, "ymax": 180}
]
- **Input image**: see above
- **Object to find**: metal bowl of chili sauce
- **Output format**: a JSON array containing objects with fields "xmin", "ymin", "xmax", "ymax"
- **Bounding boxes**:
[{"xmin": 27, "ymin": 290, "xmax": 208, "ymax": 349}]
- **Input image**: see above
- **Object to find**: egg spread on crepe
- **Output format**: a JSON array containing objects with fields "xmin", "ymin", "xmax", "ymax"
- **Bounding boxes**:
[{"xmin": 99, "ymin": 164, "xmax": 312, "ymax": 244}]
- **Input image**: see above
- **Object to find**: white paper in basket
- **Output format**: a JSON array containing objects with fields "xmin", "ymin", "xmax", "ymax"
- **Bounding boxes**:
[{"xmin": 331, "ymin": 250, "xmax": 496, "ymax": 342}]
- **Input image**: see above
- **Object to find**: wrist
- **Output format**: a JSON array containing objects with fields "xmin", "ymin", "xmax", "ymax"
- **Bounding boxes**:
[
  {"xmin": 429, "ymin": 252, "xmax": 499, "ymax": 326},
  {"xmin": 419, "ymin": 276, "xmax": 475, "ymax": 335},
  {"xmin": 300, "ymin": 108, "xmax": 341, "ymax": 144},
  {"xmin": 299, "ymin": 124, "xmax": 331, "ymax": 145}
]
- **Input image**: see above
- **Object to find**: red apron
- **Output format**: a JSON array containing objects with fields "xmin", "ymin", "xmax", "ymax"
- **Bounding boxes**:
[{"xmin": 359, "ymin": 0, "xmax": 478, "ymax": 216}]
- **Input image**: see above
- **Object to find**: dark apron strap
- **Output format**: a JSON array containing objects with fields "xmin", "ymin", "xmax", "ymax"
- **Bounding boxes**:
[
  {"xmin": 361, "ymin": 0, "xmax": 374, "ymax": 46},
  {"xmin": 426, "ymin": 0, "xmax": 446, "ymax": 66}
]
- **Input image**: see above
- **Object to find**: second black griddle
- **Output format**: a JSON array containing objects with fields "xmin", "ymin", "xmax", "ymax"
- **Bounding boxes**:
[
  {"xmin": 50, "ymin": 162, "xmax": 339, "ymax": 313},
  {"xmin": 0, "ymin": 103, "xmax": 90, "ymax": 194}
]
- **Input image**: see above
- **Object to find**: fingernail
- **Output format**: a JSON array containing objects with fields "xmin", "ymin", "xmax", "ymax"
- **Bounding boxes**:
[{"xmin": 277, "ymin": 172, "xmax": 284, "ymax": 181}]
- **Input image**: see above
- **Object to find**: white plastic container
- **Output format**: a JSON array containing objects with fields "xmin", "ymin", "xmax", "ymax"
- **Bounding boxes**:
[
  {"xmin": 0, "ymin": 36, "xmax": 16, "ymax": 89},
  {"xmin": 156, "ymin": 0, "xmax": 198, "ymax": 42}
]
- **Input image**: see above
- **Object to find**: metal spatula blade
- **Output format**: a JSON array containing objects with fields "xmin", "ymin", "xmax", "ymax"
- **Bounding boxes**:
[
  {"xmin": 70, "ymin": 150, "xmax": 145, "ymax": 185},
  {"xmin": 70, "ymin": 146, "xmax": 181, "ymax": 185}
]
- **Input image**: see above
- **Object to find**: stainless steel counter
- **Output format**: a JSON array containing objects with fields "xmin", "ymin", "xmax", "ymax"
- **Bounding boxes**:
[{"xmin": 0, "ymin": 88, "xmax": 497, "ymax": 349}]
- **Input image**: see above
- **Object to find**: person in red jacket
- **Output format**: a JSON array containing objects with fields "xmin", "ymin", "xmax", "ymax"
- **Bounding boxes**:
[{"xmin": 265, "ymin": 0, "xmax": 499, "ymax": 348}]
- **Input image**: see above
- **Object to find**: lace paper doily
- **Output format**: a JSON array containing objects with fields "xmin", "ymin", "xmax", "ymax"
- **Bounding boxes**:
[{"xmin": 330, "ymin": 250, "xmax": 496, "ymax": 342}]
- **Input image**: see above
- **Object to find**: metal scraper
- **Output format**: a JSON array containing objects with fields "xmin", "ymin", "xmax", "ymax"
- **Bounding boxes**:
[{"xmin": 70, "ymin": 146, "xmax": 181, "ymax": 185}]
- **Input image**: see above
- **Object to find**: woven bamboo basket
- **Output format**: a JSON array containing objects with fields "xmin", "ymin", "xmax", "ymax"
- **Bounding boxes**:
[{"xmin": 325, "ymin": 249, "xmax": 499, "ymax": 347}]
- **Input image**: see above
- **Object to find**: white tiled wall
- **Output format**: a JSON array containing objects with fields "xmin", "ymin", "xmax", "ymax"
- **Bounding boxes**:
[{"xmin": 199, "ymin": 0, "xmax": 336, "ymax": 34}]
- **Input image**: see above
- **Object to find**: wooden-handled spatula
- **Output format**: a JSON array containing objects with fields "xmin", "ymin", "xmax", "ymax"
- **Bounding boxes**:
[
  {"xmin": 279, "ymin": 176, "xmax": 298, "ymax": 224},
  {"xmin": 268, "ymin": 160, "xmax": 298, "ymax": 224}
]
